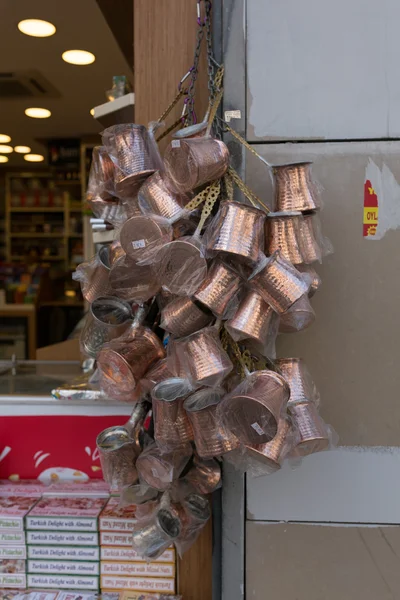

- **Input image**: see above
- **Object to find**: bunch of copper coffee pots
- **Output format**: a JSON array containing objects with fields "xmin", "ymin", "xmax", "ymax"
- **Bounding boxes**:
[{"xmin": 74, "ymin": 123, "xmax": 336, "ymax": 559}]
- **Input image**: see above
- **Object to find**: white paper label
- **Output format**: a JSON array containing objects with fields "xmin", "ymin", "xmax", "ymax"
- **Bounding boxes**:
[
  {"xmin": 224, "ymin": 109, "xmax": 242, "ymax": 122},
  {"xmin": 131, "ymin": 239, "xmax": 146, "ymax": 249},
  {"xmin": 251, "ymin": 422, "xmax": 265, "ymax": 436},
  {"xmin": 171, "ymin": 140, "xmax": 181, "ymax": 148}
]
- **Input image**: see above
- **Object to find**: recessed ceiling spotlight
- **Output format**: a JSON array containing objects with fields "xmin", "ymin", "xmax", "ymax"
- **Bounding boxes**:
[
  {"xmin": 62, "ymin": 50, "xmax": 95, "ymax": 65},
  {"xmin": 90, "ymin": 108, "xmax": 95, "ymax": 116},
  {"xmin": 25, "ymin": 107, "xmax": 51, "ymax": 119},
  {"xmin": 24, "ymin": 154, "xmax": 44, "ymax": 162},
  {"xmin": 0, "ymin": 145, "xmax": 13, "ymax": 154},
  {"xmin": 0, "ymin": 156, "xmax": 9, "ymax": 163},
  {"xmin": 0, "ymin": 134, "xmax": 11, "ymax": 143},
  {"xmin": 18, "ymin": 19, "xmax": 56, "ymax": 37},
  {"xmin": 14, "ymin": 146, "xmax": 31, "ymax": 154}
]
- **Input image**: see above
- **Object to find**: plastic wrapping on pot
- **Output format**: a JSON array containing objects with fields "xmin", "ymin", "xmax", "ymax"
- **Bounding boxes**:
[
  {"xmin": 160, "ymin": 296, "xmax": 213, "ymax": 338},
  {"xmin": 101, "ymin": 123, "xmax": 161, "ymax": 198},
  {"xmin": 131, "ymin": 503, "xmax": 182, "ymax": 560},
  {"xmin": 109, "ymin": 255, "xmax": 161, "ymax": 303},
  {"xmin": 193, "ymin": 260, "xmax": 242, "ymax": 319},
  {"xmin": 141, "ymin": 358, "xmax": 177, "ymax": 395},
  {"xmin": 97, "ymin": 325, "xmax": 165, "ymax": 403},
  {"xmin": 249, "ymin": 251, "xmax": 311, "ymax": 314},
  {"xmin": 119, "ymin": 214, "xmax": 173, "ymax": 264},
  {"xmin": 297, "ymin": 264, "xmax": 322, "ymax": 297},
  {"xmin": 86, "ymin": 146, "xmax": 115, "ymax": 199},
  {"xmin": 183, "ymin": 388, "xmax": 240, "ymax": 459},
  {"xmin": 136, "ymin": 443, "xmax": 192, "ymax": 491},
  {"xmin": 96, "ymin": 425, "xmax": 140, "ymax": 489},
  {"xmin": 151, "ymin": 378, "xmax": 194, "ymax": 449},
  {"xmin": 203, "ymin": 200, "xmax": 266, "ymax": 265},
  {"xmin": 182, "ymin": 455, "xmax": 222, "ymax": 494},
  {"xmin": 80, "ymin": 296, "xmax": 133, "ymax": 359},
  {"xmin": 138, "ymin": 171, "xmax": 188, "ymax": 222},
  {"xmin": 173, "ymin": 326, "xmax": 233, "ymax": 388},
  {"xmin": 119, "ymin": 482, "xmax": 159, "ymax": 509},
  {"xmin": 164, "ymin": 137, "xmax": 230, "ymax": 193},
  {"xmin": 298, "ymin": 212, "xmax": 333, "ymax": 264},
  {"xmin": 279, "ymin": 294, "xmax": 315, "ymax": 333},
  {"xmin": 73, "ymin": 245, "xmax": 113, "ymax": 302},
  {"xmin": 271, "ymin": 161, "xmax": 322, "ymax": 212},
  {"xmin": 154, "ymin": 235, "xmax": 208, "ymax": 296},
  {"xmin": 288, "ymin": 401, "xmax": 337, "ymax": 457},
  {"xmin": 274, "ymin": 357, "xmax": 320, "ymax": 407},
  {"xmin": 225, "ymin": 288, "xmax": 279, "ymax": 348},
  {"xmin": 217, "ymin": 369, "xmax": 290, "ymax": 445},
  {"xmin": 173, "ymin": 492, "xmax": 211, "ymax": 557}
]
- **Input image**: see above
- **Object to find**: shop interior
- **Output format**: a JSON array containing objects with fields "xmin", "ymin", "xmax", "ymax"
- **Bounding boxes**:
[{"xmin": 0, "ymin": 0, "xmax": 132, "ymax": 357}]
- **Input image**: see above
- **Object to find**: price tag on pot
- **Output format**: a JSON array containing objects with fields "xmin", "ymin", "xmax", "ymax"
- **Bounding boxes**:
[
  {"xmin": 172, "ymin": 140, "xmax": 181, "ymax": 148},
  {"xmin": 251, "ymin": 422, "xmax": 264, "ymax": 436},
  {"xmin": 132, "ymin": 239, "xmax": 146, "ymax": 250}
]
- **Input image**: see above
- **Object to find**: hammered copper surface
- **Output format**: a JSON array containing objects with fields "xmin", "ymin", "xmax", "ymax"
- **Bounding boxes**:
[
  {"xmin": 109, "ymin": 255, "xmax": 160, "ymax": 303},
  {"xmin": 184, "ymin": 455, "xmax": 222, "ymax": 494},
  {"xmin": 152, "ymin": 378, "xmax": 194, "ymax": 447},
  {"xmin": 298, "ymin": 214, "xmax": 323, "ymax": 264},
  {"xmin": 279, "ymin": 295, "xmax": 315, "ymax": 333},
  {"xmin": 250, "ymin": 251, "xmax": 310, "ymax": 314},
  {"xmin": 138, "ymin": 171, "xmax": 186, "ymax": 220},
  {"xmin": 225, "ymin": 289, "xmax": 276, "ymax": 345},
  {"xmin": 184, "ymin": 389, "xmax": 240, "ymax": 458},
  {"xmin": 289, "ymin": 402, "xmax": 329, "ymax": 456},
  {"xmin": 183, "ymin": 328, "xmax": 233, "ymax": 387},
  {"xmin": 161, "ymin": 296, "xmax": 212, "ymax": 337},
  {"xmin": 136, "ymin": 445, "xmax": 192, "ymax": 491},
  {"xmin": 275, "ymin": 358, "xmax": 320, "ymax": 406},
  {"xmin": 103, "ymin": 124, "xmax": 157, "ymax": 197},
  {"xmin": 297, "ymin": 264, "xmax": 322, "ymax": 297},
  {"xmin": 206, "ymin": 201, "xmax": 265, "ymax": 264},
  {"xmin": 157, "ymin": 238, "xmax": 207, "ymax": 296},
  {"xmin": 164, "ymin": 137, "xmax": 229, "ymax": 192},
  {"xmin": 142, "ymin": 358, "xmax": 176, "ymax": 392},
  {"xmin": 246, "ymin": 418, "xmax": 291, "ymax": 471},
  {"xmin": 266, "ymin": 215, "xmax": 306, "ymax": 265},
  {"xmin": 132, "ymin": 508, "xmax": 181, "ymax": 559},
  {"xmin": 273, "ymin": 162, "xmax": 321, "ymax": 212},
  {"xmin": 80, "ymin": 296, "xmax": 132, "ymax": 358},
  {"xmin": 220, "ymin": 370, "xmax": 290, "ymax": 445},
  {"xmin": 87, "ymin": 146, "xmax": 115, "ymax": 200},
  {"xmin": 97, "ymin": 326, "xmax": 165, "ymax": 398},
  {"xmin": 79, "ymin": 245, "xmax": 112, "ymax": 303},
  {"xmin": 119, "ymin": 215, "xmax": 172, "ymax": 260},
  {"xmin": 193, "ymin": 261, "xmax": 241, "ymax": 318},
  {"xmin": 96, "ymin": 426, "xmax": 138, "ymax": 488}
]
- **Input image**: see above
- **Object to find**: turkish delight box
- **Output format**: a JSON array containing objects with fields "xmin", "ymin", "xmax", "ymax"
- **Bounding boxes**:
[
  {"xmin": 99, "ymin": 533, "xmax": 132, "ymax": 547},
  {"xmin": 0, "ymin": 497, "xmax": 39, "ymax": 531},
  {"xmin": 0, "ymin": 548, "xmax": 26, "ymax": 560},
  {"xmin": 27, "ymin": 560, "xmax": 99, "ymax": 577},
  {"xmin": 100, "ymin": 547, "xmax": 174, "ymax": 564},
  {"xmin": 0, "ymin": 532, "xmax": 25, "ymax": 545},
  {"xmin": 27, "ymin": 573, "xmax": 99, "ymax": 591},
  {"xmin": 100, "ymin": 562, "xmax": 175, "ymax": 578},
  {"xmin": 43, "ymin": 481, "xmax": 110, "ymax": 498},
  {"xmin": 0, "ymin": 574, "xmax": 26, "ymax": 589},
  {"xmin": 26, "ymin": 497, "xmax": 107, "ymax": 532},
  {"xmin": 56, "ymin": 593, "xmax": 98, "ymax": 600},
  {"xmin": 27, "ymin": 546, "xmax": 99, "ymax": 561},
  {"xmin": 26, "ymin": 531, "xmax": 99, "ymax": 546},
  {"xmin": 99, "ymin": 499, "xmax": 137, "ymax": 533},
  {"xmin": 0, "ymin": 482, "xmax": 44, "ymax": 497},
  {"xmin": 100, "ymin": 575, "xmax": 175, "ymax": 594},
  {"xmin": 0, "ymin": 591, "xmax": 28, "ymax": 600},
  {"xmin": 0, "ymin": 560, "xmax": 25, "ymax": 574}
]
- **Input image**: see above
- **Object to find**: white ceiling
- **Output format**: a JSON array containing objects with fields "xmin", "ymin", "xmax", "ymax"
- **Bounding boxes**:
[{"xmin": 0, "ymin": 0, "xmax": 132, "ymax": 167}]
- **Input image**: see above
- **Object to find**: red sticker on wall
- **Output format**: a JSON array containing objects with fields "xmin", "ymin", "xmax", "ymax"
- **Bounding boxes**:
[{"xmin": 363, "ymin": 179, "xmax": 378, "ymax": 237}]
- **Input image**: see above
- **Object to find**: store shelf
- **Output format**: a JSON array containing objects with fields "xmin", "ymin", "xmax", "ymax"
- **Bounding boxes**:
[
  {"xmin": 9, "ymin": 207, "xmax": 65, "ymax": 213},
  {"xmin": 11, "ymin": 255, "xmax": 65, "ymax": 261},
  {"xmin": 93, "ymin": 93, "xmax": 135, "ymax": 127},
  {"xmin": 68, "ymin": 233, "xmax": 83, "ymax": 238},
  {"xmin": 10, "ymin": 233, "xmax": 65, "ymax": 238}
]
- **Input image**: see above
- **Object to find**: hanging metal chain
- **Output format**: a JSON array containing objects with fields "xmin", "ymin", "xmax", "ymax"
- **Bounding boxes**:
[
  {"xmin": 217, "ymin": 117, "xmax": 273, "ymax": 168},
  {"xmin": 205, "ymin": 0, "xmax": 215, "ymax": 103},
  {"xmin": 228, "ymin": 166, "xmax": 270, "ymax": 214}
]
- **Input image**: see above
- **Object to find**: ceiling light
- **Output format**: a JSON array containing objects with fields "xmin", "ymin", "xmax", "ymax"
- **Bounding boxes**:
[
  {"xmin": 14, "ymin": 145, "xmax": 31, "ymax": 154},
  {"xmin": 0, "ymin": 145, "xmax": 13, "ymax": 154},
  {"xmin": 62, "ymin": 50, "xmax": 95, "ymax": 66},
  {"xmin": 0, "ymin": 156, "xmax": 9, "ymax": 164},
  {"xmin": 90, "ymin": 108, "xmax": 95, "ymax": 116},
  {"xmin": 18, "ymin": 19, "xmax": 56, "ymax": 37},
  {"xmin": 0, "ymin": 134, "xmax": 11, "ymax": 143},
  {"xmin": 25, "ymin": 107, "xmax": 51, "ymax": 119},
  {"xmin": 24, "ymin": 154, "xmax": 44, "ymax": 162}
]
